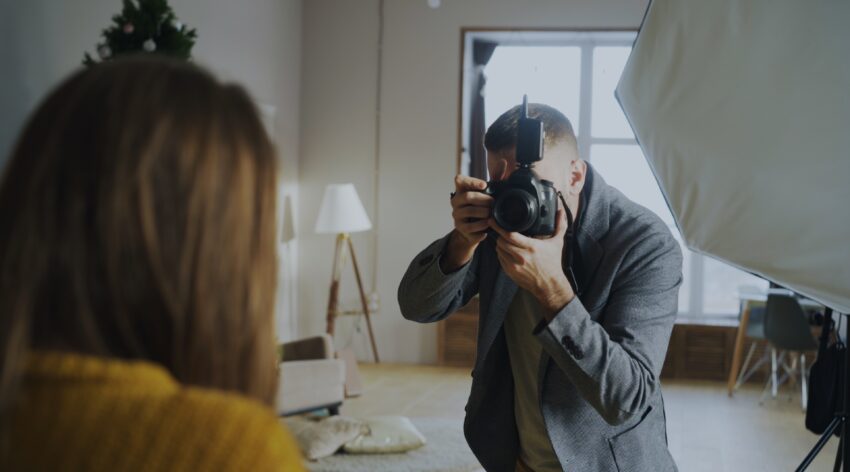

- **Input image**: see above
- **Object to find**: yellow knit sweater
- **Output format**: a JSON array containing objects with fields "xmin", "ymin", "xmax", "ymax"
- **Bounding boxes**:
[{"xmin": 2, "ymin": 351, "xmax": 305, "ymax": 471}]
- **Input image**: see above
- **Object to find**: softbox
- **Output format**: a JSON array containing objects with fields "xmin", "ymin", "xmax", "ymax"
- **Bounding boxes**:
[{"xmin": 617, "ymin": 0, "xmax": 850, "ymax": 312}]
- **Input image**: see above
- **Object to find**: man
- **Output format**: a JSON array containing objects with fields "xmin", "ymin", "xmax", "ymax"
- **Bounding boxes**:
[{"xmin": 398, "ymin": 104, "xmax": 683, "ymax": 472}]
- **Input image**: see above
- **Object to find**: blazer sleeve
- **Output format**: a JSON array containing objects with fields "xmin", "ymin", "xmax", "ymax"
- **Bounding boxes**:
[
  {"xmin": 397, "ymin": 232, "xmax": 480, "ymax": 323},
  {"xmin": 534, "ymin": 230, "xmax": 683, "ymax": 425}
]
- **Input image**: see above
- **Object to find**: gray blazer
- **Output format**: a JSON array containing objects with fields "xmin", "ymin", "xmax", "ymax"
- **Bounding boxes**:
[{"xmin": 398, "ymin": 166, "xmax": 683, "ymax": 472}]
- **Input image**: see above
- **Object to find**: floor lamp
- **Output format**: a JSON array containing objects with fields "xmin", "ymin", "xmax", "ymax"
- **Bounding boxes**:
[{"xmin": 315, "ymin": 183, "xmax": 380, "ymax": 363}]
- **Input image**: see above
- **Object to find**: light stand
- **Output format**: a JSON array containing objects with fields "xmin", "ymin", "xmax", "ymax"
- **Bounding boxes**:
[{"xmin": 797, "ymin": 308, "xmax": 847, "ymax": 471}]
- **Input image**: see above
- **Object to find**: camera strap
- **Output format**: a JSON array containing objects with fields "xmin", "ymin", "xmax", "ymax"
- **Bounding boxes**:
[{"xmin": 558, "ymin": 191, "xmax": 580, "ymax": 296}]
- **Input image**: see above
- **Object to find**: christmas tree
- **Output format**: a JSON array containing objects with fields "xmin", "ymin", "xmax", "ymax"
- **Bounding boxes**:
[{"xmin": 83, "ymin": 0, "xmax": 197, "ymax": 66}]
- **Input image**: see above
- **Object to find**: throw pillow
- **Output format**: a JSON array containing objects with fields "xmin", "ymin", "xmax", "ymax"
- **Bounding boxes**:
[
  {"xmin": 283, "ymin": 416, "xmax": 367, "ymax": 460},
  {"xmin": 342, "ymin": 416, "xmax": 427, "ymax": 454}
]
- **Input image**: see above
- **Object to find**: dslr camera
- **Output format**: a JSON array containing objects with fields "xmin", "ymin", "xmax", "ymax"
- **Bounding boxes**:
[{"xmin": 484, "ymin": 96, "xmax": 559, "ymax": 237}]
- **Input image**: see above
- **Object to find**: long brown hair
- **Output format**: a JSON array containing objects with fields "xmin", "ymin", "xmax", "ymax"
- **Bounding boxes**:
[{"xmin": 0, "ymin": 56, "xmax": 279, "ymax": 413}]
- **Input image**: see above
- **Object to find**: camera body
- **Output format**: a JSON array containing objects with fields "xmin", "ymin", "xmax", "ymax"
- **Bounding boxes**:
[
  {"xmin": 483, "ymin": 96, "xmax": 559, "ymax": 237},
  {"xmin": 484, "ymin": 167, "xmax": 558, "ymax": 237}
]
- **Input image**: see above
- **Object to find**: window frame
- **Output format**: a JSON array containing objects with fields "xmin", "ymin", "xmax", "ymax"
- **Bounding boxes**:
[
  {"xmin": 459, "ymin": 29, "xmax": 761, "ymax": 321},
  {"xmin": 457, "ymin": 28, "xmax": 638, "ymax": 181}
]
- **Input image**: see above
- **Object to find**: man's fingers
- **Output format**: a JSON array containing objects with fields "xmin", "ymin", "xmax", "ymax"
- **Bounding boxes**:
[
  {"xmin": 495, "ymin": 244, "xmax": 511, "ymax": 266},
  {"xmin": 496, "ymin": 237, "xmax": 526, "ymax": 265},
  {"xmin": 488, "ymin": 219, "xmax": 532, "ymax": 250},
  {"xmin": 533, "ymin": 208, "xmax": 568, "ymax": 240},
  {"xmin": 453, "ymin": 191, "xmax": 493, "ymax": 208},
  {"xmin": 454, "ymin": 175, "xmax": 488, "ymax": 192},
  {"xmin": 454, "ymin": 206, "xmax": 490, "ymax": 221},
  {"xmin": 450, "ymin": 175, "xmax": 490, "ymax": 245},
  {"xmin": 496, "ymin": 244, "xmax": 520, "ymax": 271},
  {"xmin": 495, "ymin": 249, "xmax": 507, "ymax": 270},
  {"xmin": 458, "ymin": 219, "xmax": 490, "ymax": 234},
  {"xmin": 495, "ymin": 247, "xmax": 508, "ymax": 269}
]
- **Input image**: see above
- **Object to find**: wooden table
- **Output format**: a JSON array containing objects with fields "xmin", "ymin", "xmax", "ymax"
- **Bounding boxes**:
[{"xmin": 726, "ymin": 289, "xmax": 824, "ymax": 396}]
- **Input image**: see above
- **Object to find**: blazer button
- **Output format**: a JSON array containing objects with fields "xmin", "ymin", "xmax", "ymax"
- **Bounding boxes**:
[{"xmin": 419, "ymin": 254, "xmax": 434, "ymax": 267}]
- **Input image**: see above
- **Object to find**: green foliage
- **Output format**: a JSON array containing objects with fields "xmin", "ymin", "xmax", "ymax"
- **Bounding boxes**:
[{"xmin": 83, "ymin": 0, "xmax": 197, "ymax": 66}]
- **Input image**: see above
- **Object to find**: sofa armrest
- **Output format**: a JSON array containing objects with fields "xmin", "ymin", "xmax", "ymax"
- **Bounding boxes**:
[
  {"xmin": 280, "ymin": 334, "xmax": 334, "ymax": 362},
  {"xmin": 277, "ymin": 358, "xmax": 345, "ymax": 415}
]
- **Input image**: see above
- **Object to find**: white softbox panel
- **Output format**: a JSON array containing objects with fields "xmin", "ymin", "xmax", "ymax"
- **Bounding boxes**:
[{"xmin": 617, "ymin": 0, "xmax": 850, "ymax": 312}]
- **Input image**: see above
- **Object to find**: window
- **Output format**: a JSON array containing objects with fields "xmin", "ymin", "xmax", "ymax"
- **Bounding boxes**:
[{"xmin": 461, "ymin": 31, "xmax": 767, "ymax": 321}]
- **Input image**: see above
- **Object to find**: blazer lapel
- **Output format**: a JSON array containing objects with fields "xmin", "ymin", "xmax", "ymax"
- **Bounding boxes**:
[
  {"xmin": 572, "ymin": 163, "xmax": 609, "ymax": 302},
  {"xmin": 575, "ymin": 228, "xmax": 604, "ymax": 298},
  {"xmin": 478, "ymin": 265, "xmax": 518, "ymax": 366}
]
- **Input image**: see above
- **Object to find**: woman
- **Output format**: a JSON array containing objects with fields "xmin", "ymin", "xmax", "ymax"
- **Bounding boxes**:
[{"xmin": 0, "ymin": 56, "xmax": 303, "ymax": 471}]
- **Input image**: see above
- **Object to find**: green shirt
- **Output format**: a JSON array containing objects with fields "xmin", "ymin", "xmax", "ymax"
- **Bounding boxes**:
[{"xmin": 504, "ymin": 289, "xmax": 562, "ymax": 472}]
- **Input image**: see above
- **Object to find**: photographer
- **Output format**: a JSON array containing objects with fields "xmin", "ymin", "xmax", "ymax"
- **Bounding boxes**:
[{"xmin": 398, "ymin": 103, "xmax": 683, "ymax": 472}]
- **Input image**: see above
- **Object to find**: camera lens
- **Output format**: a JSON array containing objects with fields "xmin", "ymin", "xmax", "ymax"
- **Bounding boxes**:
[{"xmin": 494, "ymin": 189, "xmax": 537, "ymax": 233}]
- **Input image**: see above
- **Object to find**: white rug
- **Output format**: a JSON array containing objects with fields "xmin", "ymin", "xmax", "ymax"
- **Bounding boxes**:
[{"xmin": 306, "ymin": 417, "xmax": 484, "ymax": 472}]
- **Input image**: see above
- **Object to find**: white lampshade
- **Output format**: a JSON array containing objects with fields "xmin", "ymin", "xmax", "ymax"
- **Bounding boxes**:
[{"xmin": 315, "ymin": 183, "xmax": 372, "ymax": 234}]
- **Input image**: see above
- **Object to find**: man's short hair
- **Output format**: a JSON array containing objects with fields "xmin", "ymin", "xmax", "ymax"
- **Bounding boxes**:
[{"xmin": 484, "ymin": 103, "xmax": 578, "ymax": 154}]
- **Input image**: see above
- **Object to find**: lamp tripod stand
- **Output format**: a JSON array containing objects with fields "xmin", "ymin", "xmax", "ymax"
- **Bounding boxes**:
[
  {"xmin": 797, "ymin": 307, "xmax": 848, "ymax": 471},
  {"xmin": 325, "ymin": 233, "xmax": 380, "ymax": 363}
]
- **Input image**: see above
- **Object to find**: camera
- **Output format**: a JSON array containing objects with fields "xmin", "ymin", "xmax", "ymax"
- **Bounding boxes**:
[{"xmin": 483, "ymin": 96, "xmax": 559, "ymax": 237}]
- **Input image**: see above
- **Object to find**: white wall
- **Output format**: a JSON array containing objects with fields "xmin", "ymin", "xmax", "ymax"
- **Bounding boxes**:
[
  {"xmin": 1, "ymin": 0, "xmax": 652, "ymax": 363},
  {"xmin": 0, "ymin": 0, "xmax": 303, "ymax": 342},
  {"xmin": 299, "ymin": 0, "xmax": 649, "ymax": 364},
  {"xmin": 298, "ymin": 1, "xmax": 381, "ymax": 357}
]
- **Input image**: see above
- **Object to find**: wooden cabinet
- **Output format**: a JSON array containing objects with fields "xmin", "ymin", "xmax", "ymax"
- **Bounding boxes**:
[
  {"xmin": 662, "ymin": 323, "xmax": 739, "ymax": 380},
  {"xmin": 437, "ymin": 297, "xmax": 478, "ymax": 368}
]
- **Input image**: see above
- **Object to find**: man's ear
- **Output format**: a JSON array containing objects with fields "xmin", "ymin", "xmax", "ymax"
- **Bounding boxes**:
[{"xmin": 568, "ymin": 159, "xmax": 587, "ymax": 196}]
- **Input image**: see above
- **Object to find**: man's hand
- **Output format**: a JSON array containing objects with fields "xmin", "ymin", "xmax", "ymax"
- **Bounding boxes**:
[
  {"xmin": 490, "ymin": 209, "xmax": 575, "ymax": 320},
  {"xmin": 441, "ymin": 175, "xmax": 493, "ymax": 273}
]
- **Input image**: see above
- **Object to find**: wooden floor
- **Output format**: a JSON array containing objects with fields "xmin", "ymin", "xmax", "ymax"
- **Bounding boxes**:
[{"xmin": 341, "ymin": 363, "xmax": 838, "ymax": 472}]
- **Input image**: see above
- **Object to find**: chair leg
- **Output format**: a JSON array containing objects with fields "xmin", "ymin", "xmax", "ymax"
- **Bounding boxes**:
[
  {"xmin": 742, "ymin": 351, "xmax": 771, "ymax": 388},
  {"xmin": 735, "ymin": 343, "xmax": 758, "ymax": 390},
  {"xmin": 786, "ymin": 355, "xmax": 798, "ymax": 402},
  {"xmin": 760, "ymin": 350, "xmax": 778, "ymax": 405},
  {"xmin": 761, "ymin": 349, "xmax": 778, "ymax": 405},
  {"xmin": 759, "ymin": 374, "xmax": 772, "ymax": 405},
  {"xmin": 771, "ymin": 349, "xmax": 779, "ymax": 398}
]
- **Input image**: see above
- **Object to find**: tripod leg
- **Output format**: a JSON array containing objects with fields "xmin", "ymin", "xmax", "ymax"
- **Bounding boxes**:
[
  {"xmin": 325, "ymin": 235, "xmax": 345, "ymax": 337},
  {"xmin": 797, "ymin": 417, "xmax": 842, "ymax": 472},
  {"xmin": 835, "ymin": 431, "xmax": 843, "ymax": 472},
  {"xmin": 843, "ymin": 310, "xmax": 849, "ymax": 471},
  {"xmin": 347, "ymin": 237, "xmax": 380, "ymax": 363},
  {"xmin": 836, "ymin": 412, "xmax": 850, "ymax": 470}
]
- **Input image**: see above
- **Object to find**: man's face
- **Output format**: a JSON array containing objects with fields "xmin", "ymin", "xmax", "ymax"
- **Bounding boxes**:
[{"xmin": 486, "ymin": 141, "xmax": 580, "ymax": 195}]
